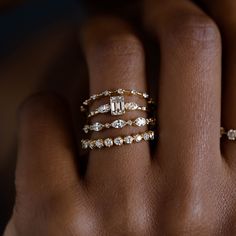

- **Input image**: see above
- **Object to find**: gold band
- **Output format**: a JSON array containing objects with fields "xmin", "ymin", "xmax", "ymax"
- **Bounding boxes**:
[
  {"xmin": 81, "ymin": 130, "xmax": 155, "ymax": 150},
  {"xmin": 81, "ymin": 89, "xmax": 152, "ymax": 110},
  {"xmin": 85, "ymin": 102, "xmax": 149, "ymax": 118},
  {"xmin": 83, "ymin": 117, "xmax": 156, "ymax": 133}
]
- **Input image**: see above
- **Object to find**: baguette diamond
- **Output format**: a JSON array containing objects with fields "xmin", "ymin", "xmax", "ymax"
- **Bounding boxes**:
[{"xmin": 110, "ymin": 96, "xmax": 125, "ymax": 116}]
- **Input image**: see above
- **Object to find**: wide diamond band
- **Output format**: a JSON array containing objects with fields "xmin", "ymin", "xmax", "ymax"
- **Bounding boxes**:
[{"xmin": 81, "ymin": 131, "xmax": 155, "ymax": 150}]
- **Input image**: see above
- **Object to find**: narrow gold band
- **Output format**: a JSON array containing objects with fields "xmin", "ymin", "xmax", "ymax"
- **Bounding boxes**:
[{"xmin": 81, "ymin": 130, "xmax": 155, "ymax": 150}]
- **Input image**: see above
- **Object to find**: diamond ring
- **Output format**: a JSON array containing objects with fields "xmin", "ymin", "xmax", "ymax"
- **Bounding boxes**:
[
  {"xmin": 86, "ymin": 101, "xmax": 149, "ymax": 118},
  {"xmin": 81, "ymin": 130, "xmax": 155, "ymax": 149},
  {"xmin": 83, "ymin": 117, "xmax": 156, "ymax": 133},
  {"xmin": 221, "ymin": 127, "xmax": 236, "ymax": 140}
]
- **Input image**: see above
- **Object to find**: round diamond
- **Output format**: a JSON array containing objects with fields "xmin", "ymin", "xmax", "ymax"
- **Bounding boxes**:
[
  {"xmin": 83, "ymin": 125, "xmax": 89, "ymax": 133},
  {"xmin": 98, "ymin": 104, "xmax": 110, "ymax": 113},
  {"xmin": 103, "ymin": 90, "xmax": 110, "ymax": 96},
  {"xmin": 95, "ymin": 139, "xmax": 104, "ymax": 148},
  {"xmin": 127, "ymin": 120, "xmax": 133, "ymax": 126},
  {"xmin": 111, "ymin": 119, "xmax": 126, "ymax": 128},
  {"xmin": 124, "ymin": 136, "xmax": 134, "ymax": 144},
  {"xmin": 91, "ymin": 95, "xmax": 97, "ymax": 100},
  {"xmin": 91, "ymin": 122, "xmax": 103, "ymax": 131},
  {"xmin": 125, "ymin": 102, "xmax": 138, "ymax": 110},
  {"xmin": 149, "ymin": 131, "xmax": 155, "ymax": 140},
  {"xmin": 227, "ymin": 129, "xmax": 236, "ymax": 140},
  {"xmin": 105, "ymin": 123, "xmax": 111, "ymax": 128},
  {"xmin": 89, "ymin": 141, "xmax": 96, "ymax": 149},
  {"xmin": 134, "ymin": 134, "xmax": 143, "ymax": 143},
  {"xmin": 114, "ymin": 137, "xmax": 124, "ymax": 146},
  {"xmin": 143, "ymin": 93, "xmax": 149, "ymax": 98},
  {"xmin": 134, "ymin": 117, "xmax": 147, "ymax": 127},
  {"xmin": 81, "ymin": 140, "xmax": 89, "ymax": 149},
  {"xmin": 117, "ymin": 89, "xmax": 124, "ymax": 94},
  {"xmin": 104, "ymin": 138, "xmax": 113, "ymax": 147},
  {"xmin": 143, "ymin": 132, "xmax": 150, "ymax": 141}
]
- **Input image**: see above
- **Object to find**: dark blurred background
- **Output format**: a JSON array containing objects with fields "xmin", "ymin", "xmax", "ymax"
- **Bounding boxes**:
[{"xmin": 0, "ymin": 0, "xmax": 143, "ymax": 233}]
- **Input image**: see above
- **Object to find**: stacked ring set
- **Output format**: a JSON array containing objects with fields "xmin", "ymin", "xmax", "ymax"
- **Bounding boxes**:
[{"xmin": 80, "ymin": 89, "xmax": 156, "ymax": 150}]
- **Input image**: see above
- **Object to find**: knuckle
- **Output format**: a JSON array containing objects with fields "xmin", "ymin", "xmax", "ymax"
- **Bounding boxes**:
[
  {"xmin": 93, "ymin": 35, "xmax": 144, "ymax": 62},
  {"xmin": 167, "ymin": 12, "xmax": 220, "ymax": 49}
]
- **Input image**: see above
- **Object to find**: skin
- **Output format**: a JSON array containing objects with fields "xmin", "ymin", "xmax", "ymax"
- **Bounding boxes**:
[{"xmin": 3, "ymin": 0, "xmax": 236, "ymax": 235}]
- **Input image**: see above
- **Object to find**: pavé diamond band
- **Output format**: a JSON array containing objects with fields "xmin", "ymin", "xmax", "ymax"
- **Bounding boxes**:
[
  {"xmin": 81, "ymin": 131, "xmax": 155, "ymax": 150},
  {"xmin": 83, "ymin": 117, "xmax": 155, "ymax": 133}
]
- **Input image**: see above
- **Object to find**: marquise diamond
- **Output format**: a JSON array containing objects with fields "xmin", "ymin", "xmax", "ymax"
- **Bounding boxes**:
[
  {"xmin": 91, "ymin": 122, "xmax": 103, "ymax": 131},
  {"xmin": 125, "ymin": 102, "xmax": 138, "ymax": 110},
  {"xmin": 112, "ymin": 119, "xmax": 126, "ymax": 129},
  {"xmin": 97, "ymin": 104, "xmax": 110, "ymax": 113}
]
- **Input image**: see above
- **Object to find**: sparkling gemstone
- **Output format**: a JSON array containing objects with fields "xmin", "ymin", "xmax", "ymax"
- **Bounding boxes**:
[
  {"xmin": 111, "ymin": 119, "xmax": 126, "ymax": 128},
  {"xmin": 105, "ymin": 123, "xmax": 111, "ymax": 128},
  {"xmin": 91, "ymin": 122, "xmax": 103, "ymax": 131},
  {"xmin": 110, "ymin": 96, "xmax": 125, "ymax": 115},
  {"xmin": 149, "ymin": 131, "xmax": 155, "ymax": 140},
  {"xmin": 134, "ymin": 117, "xmax": 147, "ymax": 127},
  {"xmin": 81, "ymin": 140, "xmax": 89, "ymax": 149},
  {"xmin": 103, "ymin": 90, "xmax": 110, "ymax": 96},
  {"xmin": 127, "ymin": 120, "xmax": 133, "ymax": 126},
  {"xmin": 95, "ymin": 139, "xmax": 104, "ymax": 148},
  {"xmin": 134, "ymin": 134, "xmax": 143, "ymax": 143},
  {"xmin": 83, "ymin": 125, "xmax": 89, "ymax": 133},
  {"xmin": 131, "ymin": 90, "xmax": 137, "ymax": 95},
  {"xmin": 97, "ymin": 104, "xmax": 110, "ymax": 113},
  {"xmin": 143, "ymin": 132, "xmax": 150, "ymax": 141},
  {"xmin": 125, "ymin": 102, "xmax": 138, "ymax": 110},
  {"xmin": 143, "ymin": 93, "xmax": 149, "ymax": 98},
  {"xmin": 104, "ymin": 138, "xmax": 113, "ymax": 147},
  {"xmin": 83, "ymin": 100, "xmax": 88, "ymax": 106},
  {"xmin": 227, "ymin": 129, "xmax": 236, "ymax": 140},
  {"xmin": 124, "ymin": 136, "xmax": 134, "ymax": 144},
  {"xmin": 114, "ymin": 137, "xmax": 124, "ymax": 146},
  {"xmin": 117, "ymin": 89, "xmax": 124, "ymax": 94},
  {"xmin": 89, "ymin": 141, "xmax": 96, "ymax": 149},
  {"xmin": 91, "ymin": 95, "xmax": 97, "ymax": 100}
]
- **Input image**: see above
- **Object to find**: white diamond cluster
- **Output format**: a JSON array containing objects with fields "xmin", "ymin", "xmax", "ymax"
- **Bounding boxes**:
[
  {"xmin": 83, "ymin": 117, "xmax": 155, "ymax": 133},
  {"xmin": 81, "ymin": 131, "xmax": 155, "ymax": 150},
  {"xmin": 80, "ymin": 89, "xmax": 156, "ymax": 150}
]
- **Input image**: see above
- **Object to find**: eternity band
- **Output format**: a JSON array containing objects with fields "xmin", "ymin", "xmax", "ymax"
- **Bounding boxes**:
[
  {"xmin": 83, "ymin": 117, "xmax": 155, "ymax": 133},
  {"xmin": 81, "ymin": 130, "xmax": 155, "ymax": 149}
]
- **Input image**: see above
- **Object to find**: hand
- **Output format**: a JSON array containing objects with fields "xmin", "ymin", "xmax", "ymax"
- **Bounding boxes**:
[{"xmin": 4, "ymin": 0, "xmax": 236, "ymax": 235}]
